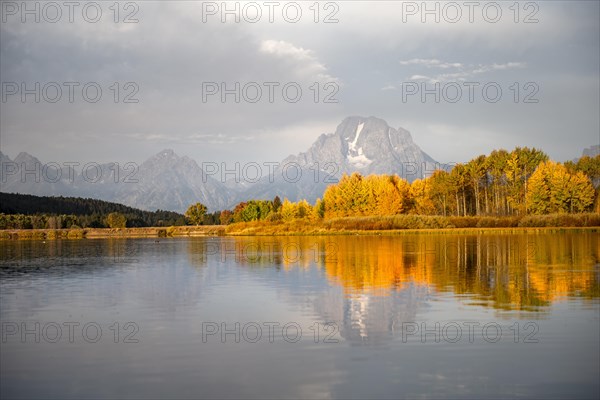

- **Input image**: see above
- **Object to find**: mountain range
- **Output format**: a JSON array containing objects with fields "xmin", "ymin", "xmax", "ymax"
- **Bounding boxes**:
[
  {"xmin": 0, "ymin": 149, "xmax": 232, "ymax": 213},
  {"xmin": 232, "ymin": 116, "xmax": 440, "ymax": 208},
  {"xmin": 4, "ymin": 115, "xmax": 589, "ymax": 213}
]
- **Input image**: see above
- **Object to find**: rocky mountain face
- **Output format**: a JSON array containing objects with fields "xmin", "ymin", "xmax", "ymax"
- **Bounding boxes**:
[
  {"xmin": 112, "ymin": 150, "xmax": 233, "ymax": 213},
  {"xmin": 234, "ymin": 116, "xmax": 439, "ymax": 204},
  {"xmin": 1, "ymin": 116, "xmax": 439, "ymax": 212},
  {"xmin": 287, "ymin": 116, "xmax": 437, "ymax": 177}
]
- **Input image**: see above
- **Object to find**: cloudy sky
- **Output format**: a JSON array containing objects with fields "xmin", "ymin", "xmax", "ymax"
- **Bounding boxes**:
[{"xmin": 1, "ymin": 0, "xmax": 598, "ymax": 166}]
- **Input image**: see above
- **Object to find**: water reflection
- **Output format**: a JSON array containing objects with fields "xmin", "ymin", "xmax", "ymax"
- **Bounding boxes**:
[
  {"xmin": 205, "ymin": 233, "xmax": 599, "ymax": 309},
  {"xmin": 0, "ymin": 239, "xmax": 142, "ymax": 273},
  {"xmin": 176, "ymin": 232, "xmax": 600, "ymax": 344},
  {"xmin": 1, "ymin": 233, "xmax": 598, "ymax": 398},
  {"xmin": 2, "ymin": 234, "xmax": 597, "ymax": 313},
  {"xmin": 0, "ymin": 239, "xmax": 210, "ymax": 317}
]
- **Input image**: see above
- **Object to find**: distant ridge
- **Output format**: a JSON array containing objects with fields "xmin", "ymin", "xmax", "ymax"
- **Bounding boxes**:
[
  {"xmin": 1, "ymin": 116, "xmax": 440, "ymax": 212},
  {"xmin": 0, "ymin": 149, "xmax": 232, "ymax": 213}
]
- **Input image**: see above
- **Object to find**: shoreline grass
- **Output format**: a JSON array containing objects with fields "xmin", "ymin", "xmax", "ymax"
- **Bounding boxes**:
[
  {"xmin": 1, "ymin": 213, "xmax": 598, "ymax": 240},
  {"xmin": 0, "ymin": 225, "xmax": 226, "ymax": 241},
  {"xmin": 224, "ymin": 213, "xmax": 600, "ymax": 236}
]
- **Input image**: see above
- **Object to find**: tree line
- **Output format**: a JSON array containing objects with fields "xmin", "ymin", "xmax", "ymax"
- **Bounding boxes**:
[
  {"xmin": 215, "ymin": 147, "xmax": 599, "ymax": 224},
  {"xmin": 0, "ymin": 193, "xmax": 186, "ymax": 229},
  {"xmin": 3, "ymin": 147, "xmax": 598, "ymax": 230}
]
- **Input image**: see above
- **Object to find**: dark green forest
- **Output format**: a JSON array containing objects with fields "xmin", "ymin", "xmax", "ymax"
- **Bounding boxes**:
[{"xmin": 0, "ymin": 193, "xmax": 187, "ymax": 229}]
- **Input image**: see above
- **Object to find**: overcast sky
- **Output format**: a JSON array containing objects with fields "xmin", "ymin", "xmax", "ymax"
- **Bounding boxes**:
[{"xmin": 1, "ymin": 0, "xmax": 599, "ymax": 166}]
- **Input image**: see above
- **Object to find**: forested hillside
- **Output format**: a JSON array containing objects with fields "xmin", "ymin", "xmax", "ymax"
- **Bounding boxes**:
[{"xmin": 0, "ymin": 193, "xmax": 186, "ymax": 229}]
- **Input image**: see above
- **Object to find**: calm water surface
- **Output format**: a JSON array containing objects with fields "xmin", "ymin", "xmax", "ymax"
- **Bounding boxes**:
[{"xmin": 1, "ymin": 233, "xmax": 599, "ymax": 399}]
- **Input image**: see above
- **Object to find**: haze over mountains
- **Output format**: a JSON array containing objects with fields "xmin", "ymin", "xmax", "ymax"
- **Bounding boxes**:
[
  {"xmin": 0, "ymin": 149, "xmax": 232, "ymax": 213},
  {"xmin": 2, "ymin": 116, "xmax": 591, "ymax": 213}
]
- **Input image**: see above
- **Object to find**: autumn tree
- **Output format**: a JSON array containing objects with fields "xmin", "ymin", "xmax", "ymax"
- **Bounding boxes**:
[
  {"xmin": 428, "ymin": 170, "xmax": 453, "ymax": 216},
  {"xmin": 449, "ymin": 164, "xmax": 468, "ymax": 216},
  {"xmin": 231, "ymin": 200, "xmax": 272, "ymax": 222},
  {"xmin": 185, "ymin": 203, "xmax": 207, "ymax": 225},
  {"xmin": 323, "ymin": 173, "xmax": 411, "ymax": 218},
  {"xmin": 339, "ymin": 173, "xmax": 370, "ymax": 215},
  {"xmin": 565, "ymin": 155, "xmax": 600, "ymax": 186},
  {"xmin": 486, "ymin": 149, "xmax": 510, "ymax": 215},
  {"xmin": 105, "ymin": 212, "xmax": 127, "ymax": 228},
  {"xmin": 280, "ymin": 199, "xmax": 298, "ymax": 221},
  {"xmin": 296, "ymin": 199, "xmax": 312, "ymax": 219},
  {"xmin": 232, "ymin": 202, "xmax": 247, "ymax": 223},
  {"xmin": 465, "ymin": 155, "xmax": 487, "ymax": 215},
  {"xmin": 323, "ymin": 174, "xmax": 350, "ymax": 218},
  {"xmin": 565, "ymin": 155, "xmax": 600, "ymax": 211},
  {"xmin": 526, "ymin": 161, "xmax": 595, "ymax": 214},
  {"xmin": 409, "ymin": 178, "xmax": 436, "ymax": 215},
  {"xmin": 313, "ymin": 198, "xmax": 326, "ymax": 220},
  {"xmin": 371, "ymin": 175, "xmax": 410, "ymax": 215},
  {"xmin": 215, "ymin": 147, "xmax": 593, "ymax": 222},
  {"xmin": 506, "ymin": 147, "xmax": 548, "ymax": 214},
  {"xmin": 219, "ymin": 210, "xmax": 233, "ymax": 225}
]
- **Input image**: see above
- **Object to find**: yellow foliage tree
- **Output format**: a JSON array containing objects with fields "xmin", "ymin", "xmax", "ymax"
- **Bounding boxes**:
[
  {"xmin": 105, "ymin": 212, "xmax": 127, "ymax": 228},
  {"xmin": 372, "ymin": 175, "xmax": 410, "ymax": 216},
  {"xmin": 526, "ymin": 161, "xmax": 595, "ymax": 214},
  {"xmin": 311, "ymin": 198, "xmax": 325, "ymax": 221},
  {"xmin": 185, "ymin": 203, "xmax": 207, "ymax": 225},
  {"xmin": 323, "ymin": 173, "xmax": 411, "ymax": 218},
  {"xmin": 296, "ymin": 199, "xmax": 312, "ymax": 219},
  {"xmin": 410, "ymin": 178, "xmax": 436, "ymax": 215},
  {"xmin": 280, "ymin": 199, "xmax": 297, "ymax": 222}
]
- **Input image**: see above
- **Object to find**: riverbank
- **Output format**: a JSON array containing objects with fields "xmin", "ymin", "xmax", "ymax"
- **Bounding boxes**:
[
  {"xmin": 224, "ymin": 225, "xmax": 600, "ymax": 236},
  {"xmin": 1, "ymin": 213, "xmax": 599, "ymax": 239},
  {"xmin": 224, "ymin": 213, "xmax": 600, "ymax": 236},
  {"xmin": 0, "ymin": 225, "xmax": 225, "ymax": 240}
]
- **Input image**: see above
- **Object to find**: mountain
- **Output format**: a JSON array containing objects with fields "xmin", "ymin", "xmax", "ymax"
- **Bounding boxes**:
[
  {"xmin": 0, "ymin": 149, "xmax": 232, "ymax": 213},
  {"xmin": 582, "ymin": 145, "xmax": 599, "ymax": 158},
  {"xmin": 571, "ymin": 144, "xmax": 599, "ymax": 164},
  {"xmin": 233, "ymin": 116, "xmax": 440, "ymax": 204},
  {"xmin": 1, "ymin": 116, "xmax": 439, "ymax": 211},
  {"xmin": 0, "ymin": 151, "xmax": 77, "ymax": 197},
  {"xmin": 111, "ymin": 149, "xmax": 232, "ymax": 213},
  {"xmin": 287, "ymin": 116, "xmax": 437, "ymax": 176}
]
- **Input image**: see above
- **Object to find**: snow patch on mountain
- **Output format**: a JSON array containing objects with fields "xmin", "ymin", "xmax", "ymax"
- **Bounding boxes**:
[
  {"xmin": 348, "ymin": 147, "xmax": 372, "ymax": 168},
  {"xmin": 349, "ymin": 122, "xmax": 364, "ymax": 152},
  {"xmin": 346, "ymin": 121, "xmax": 372, "ymax": 167}
]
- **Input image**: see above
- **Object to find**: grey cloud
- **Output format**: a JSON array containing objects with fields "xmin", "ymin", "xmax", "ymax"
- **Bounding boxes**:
[{"xmin": 1, "ymin": 1, "xmax": 598, "ymax": 165}]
